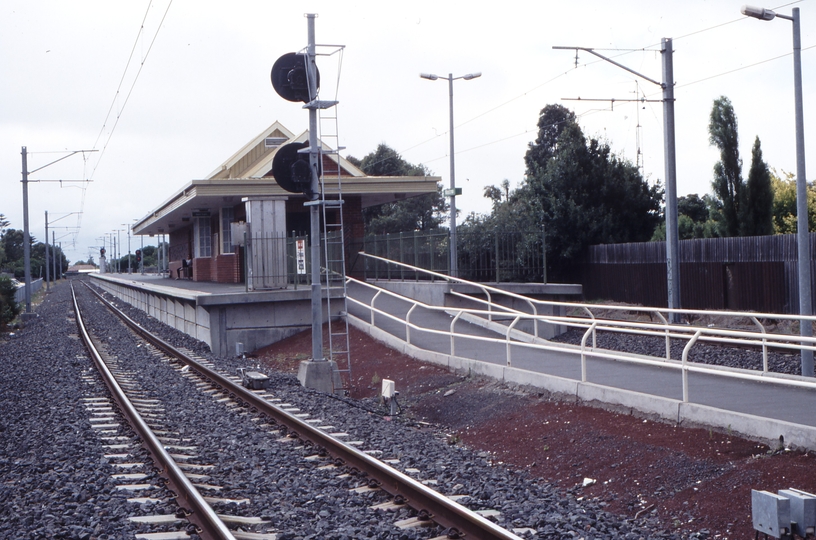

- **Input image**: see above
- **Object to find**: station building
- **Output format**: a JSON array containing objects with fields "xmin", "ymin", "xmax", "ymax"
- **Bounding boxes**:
[{"xmin": 131, "ymin": 121, "xmax": 440, "ymax": 287}]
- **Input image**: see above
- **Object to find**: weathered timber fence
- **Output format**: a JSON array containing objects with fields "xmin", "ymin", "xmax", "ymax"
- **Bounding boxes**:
[{"xmin": 580, "ymin": 233, "xmax": 812, "ymax": 313}]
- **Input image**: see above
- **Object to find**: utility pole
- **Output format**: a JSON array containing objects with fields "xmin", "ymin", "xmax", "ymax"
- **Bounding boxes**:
[
  {"xmin": 21, "ymin": 146, "xmax": 95, "ymax": 313},
  {"xmin": 44, "ymin": 210, "xmax": 50, "ymax": 292},
  {"xmin": 22, "ymin": 148, "xmax": 32, "ymax": 314},
  {"xmin": 554, "ymin": 42, "xmax": 680, "ymax": 322},
  {"xmin": 123, "ymin": 224, "xmax": 132, "ymax": 273}
]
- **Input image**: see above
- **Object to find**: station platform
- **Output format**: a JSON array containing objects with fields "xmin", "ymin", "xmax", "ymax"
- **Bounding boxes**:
[{"xmin": 90, "ymin": 272, "xmax": 332, "ymax": 357}]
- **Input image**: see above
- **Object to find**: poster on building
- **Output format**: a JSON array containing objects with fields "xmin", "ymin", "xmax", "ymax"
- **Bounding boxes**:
[{"xmin": 296, "ymin": 239, "xmax": 306, "ymax": 275}]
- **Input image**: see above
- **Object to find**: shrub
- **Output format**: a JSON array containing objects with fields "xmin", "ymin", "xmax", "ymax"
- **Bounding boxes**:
[{"xmin": 0, "ymin": 275, "xmax": 20, "ymax": 329}]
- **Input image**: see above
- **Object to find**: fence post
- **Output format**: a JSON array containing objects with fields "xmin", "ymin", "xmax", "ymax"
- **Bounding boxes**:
[
  {"xmin": 430, "ymin": 233, "xmax": 435, "ymax": 282},
  {"xmin": 399, "ymin": 232, "xmax": 405, "ymax": 280},
  {"xmin": 542, "ymin": 228, "xmax": 547, "ymax": 284},
  {"xmin": 414, "ymin": 231, "xmax": 419, "ymax": 281},
  {"xmin": 495, "ymin": 231, "xmax": 500, "ymax": 283}
]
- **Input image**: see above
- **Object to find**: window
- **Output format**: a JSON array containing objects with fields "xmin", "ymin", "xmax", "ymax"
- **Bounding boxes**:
[
  {"xmin": 221, "ymin": 207, "xmax": 234, "ymax": 254},
  {"xmin": 194, "ymin": 216, "xmax": 212, "ymax": 258}
]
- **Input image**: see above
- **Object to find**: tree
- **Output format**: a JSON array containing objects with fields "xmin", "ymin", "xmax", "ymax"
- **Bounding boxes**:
[
  {"xmin": 742, "ymin": 136, "xmax": 774, "ymax": 236},
  {"xmin": 771, "ymin": 169, "xmax": 816, "ymax": 234},
  {"xmin": 652, "ymin": 193, "xmax": 726, "ymax": 240},
  {"xmin": 1, "ymin": 229, "xmax": 28, "ymax": 264},
  {"xmin": 523, "ymin": 114, "xmax": 663, "ymax": 263},
  {"xmin": 483, "ymin": 185, "xmax": 502, "ymax": 209},
  {"xmin": 709, "ymin": 96, "xmax": 744, "ymax": 237},
  {"xmin": 347, "ymin": 143, "xmax": 448, "ymax": 234},
  {"xmin": 0, "ymin": 275, "xmax": 20, "ymax": 329},
  {"xmin": 524, "ymin": 104, "xmax": 577, "ymax": 178},
  {"xmin": 678, "ymin": 194, "xmax": 709, "ymax": 224}
]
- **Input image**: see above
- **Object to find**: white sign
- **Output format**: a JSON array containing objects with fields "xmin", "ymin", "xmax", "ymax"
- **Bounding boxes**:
[{"xmin": 296, "ymin": 239, "xmax": 306, "ymax": 275}]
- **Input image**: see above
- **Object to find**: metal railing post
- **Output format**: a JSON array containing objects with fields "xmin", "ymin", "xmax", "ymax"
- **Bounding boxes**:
[
  {"xmin": 655, "ymin": 312, "xmax": 671, "ymax": 361},
  {"xmin": 371, "ymin": 290, "xmax": 382, "ymax": 326},
  {"xmin": 580, "ymin": 321, "xmax": 598, "ymax": 382},
  {"xmin": 682, "ymin": 330, "xmax": 702, "ymax": 402},
  {"xmin": 506, "ymin": 315, "xmax": 521, "ymax": 366},
  {"xmin": 750, "ymin": 316, "xmax": 769, "ymax": 372},
  {"xmin": 406, "ymin": 304, "xmax": 418, "ymax": 345},
  {"xmin": 450, "ymin": 311, "xmax": 463, "ymax": 357}
]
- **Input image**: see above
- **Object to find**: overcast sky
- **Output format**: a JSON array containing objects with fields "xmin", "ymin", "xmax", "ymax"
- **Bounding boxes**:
[{"xmin": 1, "ymin": 0, "xmax": 814, "ymax": 263}]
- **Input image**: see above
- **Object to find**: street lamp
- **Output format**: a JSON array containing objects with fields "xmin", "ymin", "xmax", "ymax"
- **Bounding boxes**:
[
  {"xmin": 741, "ymin": 5, "xmax": 812, "ymax": 377},
  {"xmin": 420, "ymin": 71, "xmax": 482, "ymax": 278}
]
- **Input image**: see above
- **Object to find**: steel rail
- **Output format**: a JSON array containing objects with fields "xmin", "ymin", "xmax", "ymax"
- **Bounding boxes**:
[
  {"xmin": 82, "ymin": 282, "xmax": 523, "ymax": 540},
  {"xmin": 70, "ymin": 283, "xmax": 236, "ymax": 540}
]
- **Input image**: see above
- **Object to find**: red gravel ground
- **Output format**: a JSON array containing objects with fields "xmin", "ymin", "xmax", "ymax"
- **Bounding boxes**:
[{"xmin": 254, "ymin": 325, "xmax": 816, "ymax": 539}]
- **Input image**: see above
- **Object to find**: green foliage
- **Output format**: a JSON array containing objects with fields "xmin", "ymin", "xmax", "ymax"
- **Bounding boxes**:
[
  {"xmin": 522, "ymin": 108, "xmax": 663, "ymax": 264},
  {"xmin": 349, "ymin": 143, "xmax": 448, "ymax": 234},
  {"xmin": 0, "ymin": 222, "xmax": 69, "ymax": 281},
  {"xmin": 678, "ymin": 194, "xmax": 709, "ymax": 223},
  {"xmin": 743, "ymin": 136, "xmax": 774, "ymax": 236},
  {"xmin": 709, "ymin": 96, "xmax": 744, "ymax": 237},
  {"xmin": 651, "ymin": 194, "xmax": 726, "ymax": 240},
  {"xmin": 771, "ymin": 169, "xmax": 816, "ymax": 234},
  {"xmin": 524, "ymin": 104, "xmax": 577, "ymax": 177},
  {"xmin": 708, "ymin": 97, "xmax": 774, "ymax": 237},
  {"xmin": 0, "ymin": 275, "xmax": 20, "ymax": 329}
]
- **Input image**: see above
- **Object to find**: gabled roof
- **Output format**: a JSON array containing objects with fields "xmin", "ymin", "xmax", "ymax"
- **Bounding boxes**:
[
  {"xmin": 206, "ymin": 122, "xmax": 366, "ymax": 180},
  {"xmin": 132, "ymin": 121, "xmax": 439, "ymax": 237}
]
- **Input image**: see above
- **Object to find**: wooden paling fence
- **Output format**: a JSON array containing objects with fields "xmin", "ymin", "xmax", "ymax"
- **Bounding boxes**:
[{"xmin": 580, "ymin": 233, "xmax": 814, "ymax": 314}]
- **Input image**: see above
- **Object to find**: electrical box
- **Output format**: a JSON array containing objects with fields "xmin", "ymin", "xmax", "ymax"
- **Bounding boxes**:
[
  {"xmin": 381, "ymin": 379, "xmax": 396, "ymax": 399},
  {"xmin": 230, "ymin": 222, "xmax": 248, "ymax": 246},
  {"xmin": 753, "ymin": 489, "xmax": 791, "ymax": 538},
  {"xmin": 242, "ymin": 371, "xmax": 270, "ymax": 390},
  {"xmin": 779, "ymin": 488, "xmax": 816, "ymax": 538}
]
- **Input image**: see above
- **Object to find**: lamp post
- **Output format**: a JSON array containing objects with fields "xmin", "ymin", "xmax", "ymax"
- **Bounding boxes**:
[
  {"xmin": 741, "ymin": 5, "xmax": 812, "ymax": 377},
  {"xmin": 419, "ymin": 71, "xmax": 481, "ymax": 278},
  {"xmin": 123, "ymin": 224, "xmax": 132, "ymax": 274}
]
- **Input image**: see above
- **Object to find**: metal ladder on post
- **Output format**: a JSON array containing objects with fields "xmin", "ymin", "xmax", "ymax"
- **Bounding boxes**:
[{"xmin": 315, "ymin": 45, "xmax": 352, "ymax": 390}]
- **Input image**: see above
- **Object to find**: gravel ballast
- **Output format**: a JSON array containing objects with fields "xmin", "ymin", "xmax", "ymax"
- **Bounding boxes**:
[{"xmin": 86, "ymin": 278, "xmax": 711, "ymax": 539}]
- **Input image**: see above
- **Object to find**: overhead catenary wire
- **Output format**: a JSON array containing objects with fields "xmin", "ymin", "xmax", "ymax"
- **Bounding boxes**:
[
  {"xmin": 400, "ymin": 1, "xmax": 812, "ymax": 177},
  {"xmin": 89, "ymin": 0, "xmax": 173, "ymax": 182}
]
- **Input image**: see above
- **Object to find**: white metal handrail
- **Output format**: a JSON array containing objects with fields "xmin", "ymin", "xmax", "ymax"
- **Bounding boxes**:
[
  {"xmin": 359, "ymin": 251, "xmax": 816, "ymax": 331},
  {"xmin": 347, "ymin": 275, "xmax": 816, "ymax": 404}
]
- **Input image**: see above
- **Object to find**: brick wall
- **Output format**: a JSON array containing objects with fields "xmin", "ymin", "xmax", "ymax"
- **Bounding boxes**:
[
  {"xmin": 346, "ymin": 196, "xmax": 365, "ymax": 240},
  {"xmin": 192, "ymin": 257, "xmax": 211, "ymax": 282},
  {"xmin": 210, "ymin": 252, "xmax": 242, "ymax": 283}
]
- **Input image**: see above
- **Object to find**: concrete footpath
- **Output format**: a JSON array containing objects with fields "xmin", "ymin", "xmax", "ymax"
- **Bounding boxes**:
[{"xmin": 345, "ymin": 280, "xmax": 816, "ymax": 450}]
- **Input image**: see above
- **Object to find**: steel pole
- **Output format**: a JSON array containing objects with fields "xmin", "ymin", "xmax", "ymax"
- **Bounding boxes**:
[
  {"xmin": 44, "ymin": 211, "xmax": 50, "ymax": 292},
  {"xmin": 21, "ymin": 147, "xmax": 32, "ymax": 313},
  {"xmin": 790, "ymin": 8, "xmax": 814, "ymax": 376},
  {"xmin": 448, "ymin": 74, "xmax": 458, "ymax": 279},
  {"xmin": 662, "ymin": 38, "xmax": 681, "ymax": 323},
  {"xmin": 52, "ymin": 231, "xmax": 56, "ymax": 285},
  {"xmin": 307, "ymin": 13, "xmax": 324, "ymax": 361}
]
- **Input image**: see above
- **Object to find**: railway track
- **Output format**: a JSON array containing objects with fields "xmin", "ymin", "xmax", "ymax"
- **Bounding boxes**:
[{"xmin": 71, "ymin": 281, "xmax": 523, "ymax": 540}]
